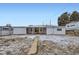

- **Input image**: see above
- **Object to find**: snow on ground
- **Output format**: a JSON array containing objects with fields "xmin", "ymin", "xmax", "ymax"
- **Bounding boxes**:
[
  {"xmin": 1, "ymin": 35, "xmax": 79, "ymax": 46},
  {"xmin": 39, "ymin": 35, "xmax": 79, "ymax": 45},
  {"xmin": 0, "ymin": 35, "xmax": 79, "ymax": 55},
  {"xmin": 0, "ymin": 35, "xmax": 79, "ymax": 47},
  {"xmin": 25, "ymin": 35, "xmax": 79, "ymax": 49}
]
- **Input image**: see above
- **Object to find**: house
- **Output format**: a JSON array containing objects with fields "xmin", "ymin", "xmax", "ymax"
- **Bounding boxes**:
[
  {"xmin": 66, "ymin": 21, "xmax": 79, "ymax": 30},
  {"xmin": 65, "ymin": 21, "xmax": 79, "ymax": 36},
  {"xmin": 0, "ymin": 24, "xmax": 66, "ymax": 36}
]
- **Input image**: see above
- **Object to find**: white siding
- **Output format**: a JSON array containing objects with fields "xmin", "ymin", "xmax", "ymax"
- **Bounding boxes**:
[
  {"xmin": 1, "ymin": 31, "xmax": 10, "ymax": 35},
  {"xmin": 47, "ymin": 27, "xmax": 54, "ymax": 34},
  {"xmin": 53, "ymin": 27, "xmax": 65, "ymax": 34},
  {"xmin": 47, "ymin": 26, "xmax": 65, "ymax": 35},
  {"xmin": 66, "ymin": 22, "xmax": 79, "ymax": 30},
  {"xmin": 13, "ymin": 27, "xmax": 26, "ymax": 35}
]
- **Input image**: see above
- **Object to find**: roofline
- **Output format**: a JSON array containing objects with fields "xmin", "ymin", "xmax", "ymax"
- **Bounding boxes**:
[{"xmin": 0, "ymin": 25, "xmax": 65, "ymax": 28}]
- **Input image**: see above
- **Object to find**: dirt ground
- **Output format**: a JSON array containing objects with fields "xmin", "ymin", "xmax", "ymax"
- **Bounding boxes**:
[{"xmin": 0, "ymin": 35, "xmax": 79, "ymax": 55}]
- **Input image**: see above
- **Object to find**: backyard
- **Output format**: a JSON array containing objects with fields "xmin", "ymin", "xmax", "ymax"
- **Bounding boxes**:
[{"xmin": 0, "ymin": 35, "xmax": 79, "ymax": 55}]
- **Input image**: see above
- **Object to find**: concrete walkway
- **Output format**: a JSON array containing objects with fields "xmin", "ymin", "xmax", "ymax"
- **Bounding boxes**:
[{"xmin": 27, "ymin": 37, "xmax": 39, "ymax": 55}]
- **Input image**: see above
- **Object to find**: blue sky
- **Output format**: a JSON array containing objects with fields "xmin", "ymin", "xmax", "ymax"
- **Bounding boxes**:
[{"xmin": 0, "ymin": 3, "xmax": 79, "ymax": 26}]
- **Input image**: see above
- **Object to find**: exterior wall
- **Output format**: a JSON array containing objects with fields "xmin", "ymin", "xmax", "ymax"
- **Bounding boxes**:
[
  {"xmin": 66, "ymin": 22, "xmax": 79, "ymax": 30},
  {"xmin": 0, "ymin": 27, "xmax": 2, "ymax": 35},
  {"xmin": 46, "ymin": 26, "xmax": 65, "ymax": 35},
  {"xmin": 1, "ymin": 30, "xmax": 11, "ymax": 35},
  {"xmin": 27, "ymin": 27, "xmax": 46, "ymax": 34},
  {"xmin": 0, "ymin": 26, "xmax": 13, "ymax": 36},
  {"xmin": 47, "ymin": 27, "xmax": 54, "ymax": 35},
  {"xmin": 53, "ymin": 27, "xmax": 65, "ymax": 35},
  {"xmin": 0, "ymin": 25, "xmax": 66, "ymax": 35},
  {"xmin": 66, "ymin": 22, "xmax": 79, "ymax": 36},
  {"xmin": 0, "ymin": 31, "xmax": 2, "ymax": 36},
  {"xmin": 13, "ymin": 27, "xmax": 26, "ymax": 35}
]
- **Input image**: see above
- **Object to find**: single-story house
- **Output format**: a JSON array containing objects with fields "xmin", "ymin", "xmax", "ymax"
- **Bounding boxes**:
[{"xmin": 0, "ymin": 24, "xmax": 66, "ymax": 36}]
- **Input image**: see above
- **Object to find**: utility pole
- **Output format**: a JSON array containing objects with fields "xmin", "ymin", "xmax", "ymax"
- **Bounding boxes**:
[
  {"xmin": 42, "ymin": 21, "xmax": 44, "ymax": 26},
  {"xmin": 50, "ymin": 19, "xmax": 51, "ymax": 26}
]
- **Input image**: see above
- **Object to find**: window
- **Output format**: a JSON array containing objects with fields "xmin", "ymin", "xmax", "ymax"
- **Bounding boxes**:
[
  {"xmin": 40, "ymin": 27, "xmax": 45, "ymax": 32},
  {"xmin": 57, "ymin": 28, "xmax": 62, "ymax": 31},
  {"xmin": 71, "ymin": 25, "xmax": 75, "ymax": 27},
  {"xmin": 35, "ymin": 28, "xmax": 39, "ymax": 32},
  {"xmin": 67, "ymin": 25, "xmax": 69, "ymax": 27},
  {"xmin": 42, "ymin": 28, "xmax": 46, "ymax": 32},
  {"xmin": 28, "ymin": 28, "xmax": 32, "ymax": 31},
  {"xmin": 3, "ymin": 27, "xmax": 9, "ymax": 30},
  {"xmin": 40, "ymin": 27, "xmax": 43, "ymax": 32},
  {"xmin": 39, "ymin": 27, "xmax": 46, "ymax": 34},
  {"xmin": 0, "ymin": 27, "xmax": 2, "ymax": 31},
  {"xmin": 27, "ymin": 28, "xmax": 32, "ymax": 34},
  {"xmin": 67, "ymin": 25, "xmax": 75, "ymax": 27}
]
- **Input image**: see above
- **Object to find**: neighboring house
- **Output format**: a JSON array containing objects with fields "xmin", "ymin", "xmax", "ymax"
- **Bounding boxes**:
[
  {"xmin": 65, "ymin": 21, "xmax": 79, "ymax": 36},
  {"xmin": 66, "ymin": 21, "xmax": 79, "ymax": 30}
]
